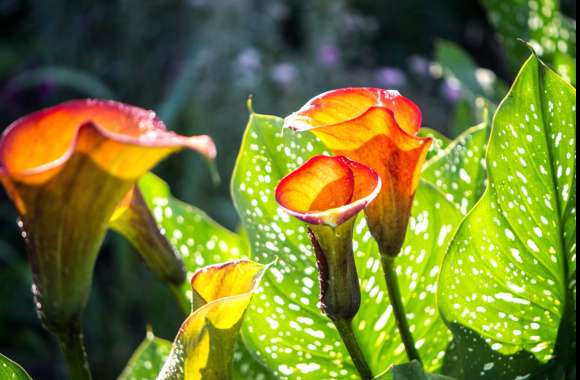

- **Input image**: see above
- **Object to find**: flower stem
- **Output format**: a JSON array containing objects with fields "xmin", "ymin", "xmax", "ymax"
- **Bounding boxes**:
[
  {"xmin": 380, "ymin": 255, "xmax": 422, "ymax": 363},
  {"xmin": 170, "ymin": 284, "xmax": 191, "ymax": 316},
  {"xmin": 54, "ymin": 324, "xmax": 93, "ymax": 380},
  {"xmin": 332, "ymin": 318, "xmax": 373, "ymax": 380}
]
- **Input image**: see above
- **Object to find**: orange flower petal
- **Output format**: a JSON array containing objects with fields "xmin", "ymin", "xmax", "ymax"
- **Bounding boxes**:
[
  {"xmin": 0, "ymin": 99, "xmax": 216, "ymax": 185},
  {"xmin": 285, "ymin": 90, "xmax": 432, "ymax": 255},
  {"xmin": 276, "ymin": 155, "xmax": 381, "ymax": 227},
  {"xmin": 285, "ymin": 88, "xmax": 422, "ymax": 136}
]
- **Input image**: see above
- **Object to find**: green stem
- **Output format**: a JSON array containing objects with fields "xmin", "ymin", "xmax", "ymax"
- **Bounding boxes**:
[
  {"xmin": 380, "ymin": 256, "xmax": 422, "ymax": 363},
  {"xmin": 170, "ymin": 284, "xmax": 191, "ymax": 316},
  {"xmin": 54, "ymin": 324, "xmax": 92, "ymax": 380},
  {"xmin": 332, "ymin": 318, "xmax": 373, "ymax": 380}
]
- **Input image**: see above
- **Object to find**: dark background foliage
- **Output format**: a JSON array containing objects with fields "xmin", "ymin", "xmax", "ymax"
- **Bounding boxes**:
[{"xmin": 0, "ymin": 1, "xmax": 575, "ymax": 379}]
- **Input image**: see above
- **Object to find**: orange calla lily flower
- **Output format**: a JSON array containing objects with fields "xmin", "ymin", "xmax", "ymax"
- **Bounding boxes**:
[
  {"xmin": 159, "ymin": 260, "xmax": 267, "ymax": 380},
  {"xmin": 285, "ymin": 88, "xmax": 432, "ymax": 257},
  {"xmin": 0, "ymin": 100, "xmax": 215, "ymax": 352},
  {"xmin": 276, "ymin": 155, "xmax": 380, "ymax": 320},
  {"xmin": 276, "ymin": 155, "xmax": 381, "ymax": 228}
]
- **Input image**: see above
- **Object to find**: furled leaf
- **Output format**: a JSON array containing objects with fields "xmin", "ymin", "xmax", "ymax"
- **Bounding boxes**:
[
  {"xmin": 374, "ymin": 361, "xmax": 455, "ymax": 380},
  {"xmin": 158, "ymin": 260, "xmax": 268, "ymax": 380},
  {"xmin": 482, "ymin": 0, "xmax": 576, "ymax": 84},
  {"xmin": 439, "ymin": 54, "xmax": 576, "ymax": 370},
  {"xmin": 423, "ymin": 121, "xmax": 489, "ymax": 214},
  {"xmin": 232, "ymin": 113, "xmax": 463, "ymax": 378},
  {"xmin": 0, "ymin": 353, "xmax": 32, "ymax": 380},
  {"xmin": 110, "ymin": 187, "xmax": 186, "ymax": 287}
]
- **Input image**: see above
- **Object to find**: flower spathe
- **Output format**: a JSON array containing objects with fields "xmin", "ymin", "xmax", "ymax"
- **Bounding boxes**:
[
  {"xmin": 0, "ymin": 99, "xmax": 216, "ymax": 334},
  {"xmin": 158, "ymin": 260, "xmax": 267, "ymax": 380},
  {"xmin": 275, "ymin": 155, "xmax": 381, "ymax": 228},
  {"xmin": 285, "ymin": 88, "xmax": 432, "ymax": 256},
  {"xmin": 276, "ymin": 155, "xmax": 381, "ymax": 321}
]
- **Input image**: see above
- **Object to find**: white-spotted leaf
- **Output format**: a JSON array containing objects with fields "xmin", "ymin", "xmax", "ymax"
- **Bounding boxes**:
[
  {"xmin": 0, "ymin": 353, "xmax": 32, "ymax": 380},
  {"xmin": 439, "ymin": 56, "xmax": 576, "ymax": 366},
  {"xmin": 482, "ymin": 0, "xmax": 576, "ymax": 84},
  {"xmin": 423, "ymin": 122, "xmax": 489, "ymax": 214}
]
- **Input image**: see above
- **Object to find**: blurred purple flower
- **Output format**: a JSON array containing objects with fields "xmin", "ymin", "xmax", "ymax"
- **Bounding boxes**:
[
  {"xmin": 318, "ymin": 42, "xmax": 341, "ymax": 68},
  {"xmin": 409, "ymin": 55, "xmax": 431, "ymax": 77},
  {"xmin": 440, "ymin": 79, "xmax": 463, "ymax": 103},
  {"xmin": 235, "ymin": 47, "xmax": 263, "ymax": 89},
  {"xmin": 375, "ymin": 67, "xmax": 408, "ymax": 88},
  {"xmin": 270, "ymin": 63, "xmax": 299, "ymax": 86}
]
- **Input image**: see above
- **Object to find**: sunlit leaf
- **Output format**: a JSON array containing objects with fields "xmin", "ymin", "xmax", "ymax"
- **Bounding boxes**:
[
  {"xmin": 423, "ymin": 121, "xmax": 489, "ymax": 214},
  {"xmin": 119, "ymin": 332, "xmax": 172, "ymax": 380},
  {"xmin": 232, "ymin": 113, "xmax": 463, "ymax": 378},
  {"xmin": 439, "ymin": 55, "xmax": 576, "ymax": 371},
  {"xmin": 482, "ymin": 0, "xmax": 576, "ymax": 84},
  {"xmin": 158, "ymin": 260, "xmax": 268, "ymax": 380},
  {"xmin": 0, "ymin": 353, "xmax": 32, "ymax": 380}
]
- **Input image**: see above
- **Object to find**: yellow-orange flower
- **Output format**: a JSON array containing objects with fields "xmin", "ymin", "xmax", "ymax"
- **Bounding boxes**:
[
  {"xmin": 159, "ymin": 260, "xmax": 267, "ymax": 380},
  {"xmin": 0, "ymin": 99, "xmax": 215, "ymax": 334},
  {"xmin": 285, "ymin": 88, "xmax": 432, "ymax": 256},
  {"xmin": 276, "ymin": 155, "xmax": 380, "ymax": 321},
  {"xmin": 276, "ymin": 155, "xmax": 381, "ymax": 228}
]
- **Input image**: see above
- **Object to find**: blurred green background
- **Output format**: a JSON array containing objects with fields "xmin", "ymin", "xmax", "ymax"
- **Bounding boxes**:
[{"xmin": 0, "ymin": 0, "xmax": 575, "ymax": 379}]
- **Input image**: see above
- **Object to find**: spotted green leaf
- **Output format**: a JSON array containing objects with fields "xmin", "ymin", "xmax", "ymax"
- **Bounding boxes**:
[
  {"xmin": 439, "ymin": 55, "xmax": 576, "ymax": 368},
  {"xmin": 482, "ymin": 0, "xmax": 576, "ymax": 84},
  {"xmin": 441, "ymin": 324, "xmax": 546, "ymax": 379},
  {"xmin": 0, "ymin": 353, "xmax": 32, "ymax": 380},
  {"xmin": 232, "ymin": 113, "xmax": 463, "ymax": 378},
  {"xmin": 423, "ymin": 121, "xmax": 490, "ymax": 214},
  {"xmin": 119, "ymin": 332, "xmax": 172, "ymax": 380},
  {"xmin": 374, "ymin": 361, "xmax": 456, "ymax": 380},
  {"xmin": 419, "ymin": 128, "xmax": 451, "ymax": 161}
]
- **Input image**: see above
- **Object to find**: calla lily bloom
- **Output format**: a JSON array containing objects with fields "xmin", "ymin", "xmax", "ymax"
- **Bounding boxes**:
[
  {"xmin": 284, "ymin": 88, "xmax": 432, "ymax": 257},
  {"xmin": 0, "ymin": 99, "xmax": 215, "ymax": 378},
  {"xmin": 276, "ymin": 155, "xmax": 380, "ymax": 319},
  {"xmin": 158, "ymin": 260, "xmax": 267, "ymax": 380},
  {"xmin": 276, "ymin": 155, "xmax": 379, "ymax": 379}
]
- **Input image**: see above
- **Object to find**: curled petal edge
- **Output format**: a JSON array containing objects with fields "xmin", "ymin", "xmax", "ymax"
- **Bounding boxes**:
[
  {"xmin": 283, "ymin": 88, "xmax": 422, "ymax": 136},
  {"xmin": 0, "ymin": 99, "xmax": 216, "ymax": 184},
  {"xmin": 276, "ymin": 156, "xmax": 382, "ymax": 228}
]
